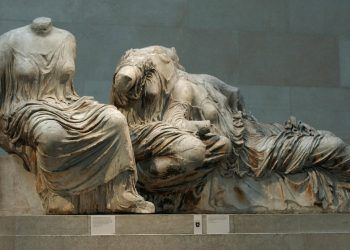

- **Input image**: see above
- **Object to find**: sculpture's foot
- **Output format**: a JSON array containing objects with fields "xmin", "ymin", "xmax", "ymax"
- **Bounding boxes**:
[
  {"xmin": 105, "ymin": 171, "xmax": 155, "ymax": 213},
  {"xmin": 46, "ymin": 193, "xmax": 75, "ymax": 215},
  {"xmin": 106, "ymin": 191, "xmax": 155, "ymax": 214},
  {"xmin": 129, "ymin": 200, "xmax": 155, "ymax": 214}
]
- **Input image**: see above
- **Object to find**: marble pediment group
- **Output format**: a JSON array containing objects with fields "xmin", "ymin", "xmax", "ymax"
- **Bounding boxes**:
[{"xmin": 1, "ymin": 17, "xmax": 350, "ymax": 214}]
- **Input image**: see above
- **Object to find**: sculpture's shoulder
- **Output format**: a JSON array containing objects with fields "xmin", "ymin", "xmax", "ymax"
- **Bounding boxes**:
[
  {"xmin": 3, "ymin": 26, "xmax": 76, "ymax": 46},
  {"xmin": 180, "ymin": 71, "xmax": 240, "ymax": 95},
  {"xmin": 172, "ymin": 75, "xmax": 194, "ymax": 102},
  {"xmin": 0, "ymin": 28, "xmax": 21, "ymax": 65},
  {"xmin": 197, "ymin": 73, "xmax": 240, "ymax": 92},
  {"xmin": 54, "ymin": 27, "xmax": 76, "ymax": 43},
  {"xmin": 0, "ymin": 26, "xmax": 30, "ymax": 46},
  {"xmin": 180, "ymin": 71, "xmax": 245, "ymax": 111}
]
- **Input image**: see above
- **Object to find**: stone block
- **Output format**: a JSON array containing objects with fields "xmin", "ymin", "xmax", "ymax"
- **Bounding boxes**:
[
  {"xmin": 297, "ymin": 214, "xmax": 350, "ymax": 233},
  {"xmin": 115, "ymin": 214, "xmax": 193, "ymax": 235},
  {"xmin": 15, "ymin": 236, "xmax": 91, "ymax": 250},
  {"xmin": 302, "ymin": 233, "xmax": 350, "ymax": 250},
  {"xmin": 0, "ymin": 215, "xmax": 350, "ymax": 249},
  {"xmin": 75, "ymin": 0, "xmax": 187, "ymax": 28},
  {"xmin": 0, "ymin": 20, "xmax": 28, "ymax": 35},
  {"xmin": 238, "ymin": 32, "xmax": 339, "ymax": 86},
  {"xmin": 339, "ymin": 38, "xmax": 350, "ymax": 87},
  {"xmin": 290, "ymin": 86, "xmax": 350, "ymax": 113},
  {"xmin": 15, "ymin": 216, "xmax": 89, "ymax": 236},
  {"xmin": 0, "ymin": 155, "xmax": 44, "ymax": 215},
  {"xmin": 0, "ymin": 236, "xmax": 15, "ymax": 250},
  {"xmin": 238, "ymin": 85, "xmax": 291, "ymax": 123},
  {"xmin": 180, "ymin": 29, "xmax": 239, "ymax": 84},
  {"xmin": 185, "ymin": 0, "xmax": 288, "ymax": 32},
  {"xmin": 231, "ymin": 214, "xmax": 350, "ymax": 233},
  {"xmin": 0, "ymin": 0, "xmax": 81, "ymax": 23},
  {"xmin": 0, "ymin": 217, "xmax": 15, "ymax": 236},
  {"xmin": 290, "ymin": 86, "xmax": 350, "ymax": 142},
  {"xmin": 84, "ymin": 234, "xmax": 304, "ymax": 250},
  {"xmin": 7, "ymin": 233, "xmax": 350, "ymax": 250},
  {"xmin": 0, "ymin": 0, "xmax": 187, "ymax": 28},
  {"xmin": 288, "ymin": 0, "xmax": 350, "ymax": 35}
]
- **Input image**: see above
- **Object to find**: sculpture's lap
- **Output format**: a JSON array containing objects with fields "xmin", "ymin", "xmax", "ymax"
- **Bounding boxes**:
[
  {"xmin": 131, "ymin": 122, "xmax": 232, "ymax": 191},
  {"xmin": 35, "ymin": 120, "xmax": 68, "ymax": 168},
  {"xmin": 134, "ymin": 127, "xmax": 208, "ymax": 190},
  {"xmin": 0, "ymin": 100, "xmax": 149, "ymax": 213}
]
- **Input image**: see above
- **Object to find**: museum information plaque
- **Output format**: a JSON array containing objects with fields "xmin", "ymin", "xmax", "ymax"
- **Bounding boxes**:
[
  {"xmin": 206, "ymin": 215, "xmax": 230, "ymax": 234},
  {"xmin": 91, "ymin": 215, "xmax": 116, "ymax": 235}
]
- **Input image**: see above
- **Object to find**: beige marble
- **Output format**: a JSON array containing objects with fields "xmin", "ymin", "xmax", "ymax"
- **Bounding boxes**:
[{"xmin": 0, "ymin": 155, "xmax": 43, "ymax": 215}]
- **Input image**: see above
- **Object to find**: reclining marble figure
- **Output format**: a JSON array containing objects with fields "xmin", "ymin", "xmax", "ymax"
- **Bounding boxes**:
[
  {"xmin": 112, "ymin": 46, "xmax": 350, "ymax": 213},
  {"xmin": 0, "ymin": 17, "xmax": 155, "ymax": 214}
]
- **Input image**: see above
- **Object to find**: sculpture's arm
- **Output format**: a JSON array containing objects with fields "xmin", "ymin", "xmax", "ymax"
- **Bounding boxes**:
[
  {"xmin": 61, "ymin": 33, "xmax": 79, "ymax": 97},
  {"xmin": 163, "ymin": 80, "xmax": 210, "ymax": 133}
]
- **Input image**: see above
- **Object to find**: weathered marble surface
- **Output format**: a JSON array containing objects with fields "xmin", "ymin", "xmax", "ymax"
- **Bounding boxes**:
[{"xmin": 112, "ymin": 45, "xmax": 350, "ymax": 213}]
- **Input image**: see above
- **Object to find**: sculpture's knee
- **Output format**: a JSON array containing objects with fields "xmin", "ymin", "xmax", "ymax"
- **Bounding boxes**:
[
  {"xmin": 322, "ymin": 135, "xmax": 345, "ymax": 150},
  {"xmin": 318, "ymin": 130, "xmax": 335, "ymax": 137},
  {"xmin": 175, "ymin": 136, "xmax": 206, "ymax": 168},
  {"xmin": 204, "ymin": 135, "xmax": 232, "ymax": 164},
  {"xmin": 37, "ymin": 121, "xmax": 67, "ymax": 156},
  {"xmin": 102, "ymin": 107, "xmax": 128, "ymax": 131}
]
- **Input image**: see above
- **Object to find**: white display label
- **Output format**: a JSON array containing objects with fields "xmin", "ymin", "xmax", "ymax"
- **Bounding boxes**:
[
  {"xmin": 91, "ymin": 215, "xmax": 116, "ymax": 235},
  {"xmin": 193, "ymin": 215, "xmax": 203, "ymax": 234},
  {"xmin": 206, "ymin": 215, "xmax": 230, "ymax": 234}
]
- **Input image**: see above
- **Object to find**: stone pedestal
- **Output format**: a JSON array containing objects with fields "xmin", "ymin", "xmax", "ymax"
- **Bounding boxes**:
[
  {"xmin": 0, "ymin": 214, "xmax": 349, "ymax": 250},
  {"xmin": 0, "ymin": 155, "xmax": 44, "ymax": 215}
]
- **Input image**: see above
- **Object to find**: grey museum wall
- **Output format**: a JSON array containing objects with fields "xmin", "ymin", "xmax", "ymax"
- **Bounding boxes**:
[{"xmin": 1, "ymin": 0, "xmax": 350, "ymax": 156}]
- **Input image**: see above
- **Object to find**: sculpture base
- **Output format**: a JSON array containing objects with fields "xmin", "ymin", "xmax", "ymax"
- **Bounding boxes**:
[
  {"xmin": 0, "ymin": 155, "xmax": 44, "ymax": 215},
  {"xmin": 2, "ymin": 154, "xmax": 350, "ymax": 215},
  {"xmin": 0, "ymin": 214, "xmax": 349, "ymax": 250}
]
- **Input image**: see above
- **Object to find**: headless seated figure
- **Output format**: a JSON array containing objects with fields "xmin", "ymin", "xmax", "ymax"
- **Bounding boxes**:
[
  {"xmin": 112, "ymin": 46, "xmax": 350, "ymax": 211},
  {"xmin": 0, "ymin": 17, "xmax": 154, "ymax": 214}
]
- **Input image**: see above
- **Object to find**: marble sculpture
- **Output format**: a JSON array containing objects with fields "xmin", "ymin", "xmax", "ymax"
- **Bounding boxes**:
[
  {"xmin": 0, "ymin": 17, "xmax": 154, "ymax": 214},
  {"xmin": 112, "ymin": 46, "xmax": 350, "ymax": 213},
  {"xmin": 1, "ymin": 18, "xmax": 350, "ymax": 214}
]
